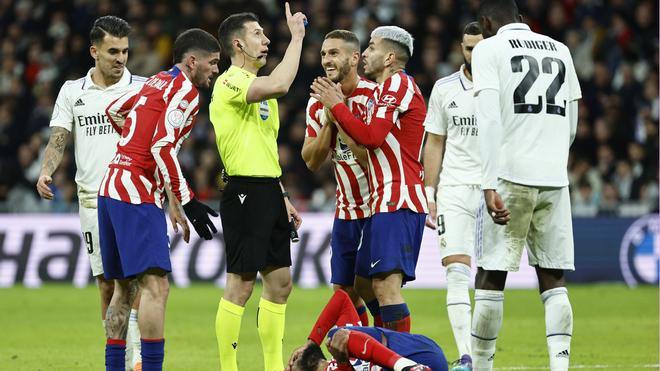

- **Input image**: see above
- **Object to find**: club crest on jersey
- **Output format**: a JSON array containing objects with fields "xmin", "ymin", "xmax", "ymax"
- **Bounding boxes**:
[
  {"xmin": 167, "ymin": 109, "xmax": 185, "ymax": 128},
  {"xmin": 259, "ymin": 100, "xmax": 269, "ymax": 120}
]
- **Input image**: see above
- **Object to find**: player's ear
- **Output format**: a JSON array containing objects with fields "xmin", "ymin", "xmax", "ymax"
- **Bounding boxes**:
[
  {"xmin": 90, "ymin": 45, "xmax": 98, "ymax": 60},
  {"xmin": 351, "ymin": 51, "xmax": 360, "ymax": 67}
]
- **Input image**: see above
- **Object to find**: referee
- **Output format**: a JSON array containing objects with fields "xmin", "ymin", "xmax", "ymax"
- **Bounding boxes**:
[{"xmin": 210, "ymin": 3, "xmax": 306, "ymax": 371}]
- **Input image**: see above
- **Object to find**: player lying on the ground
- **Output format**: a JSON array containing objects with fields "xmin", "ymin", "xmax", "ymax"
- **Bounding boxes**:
[{"xmin": 286, "ymin": 290, "xmax": 448, "ymax": 371}]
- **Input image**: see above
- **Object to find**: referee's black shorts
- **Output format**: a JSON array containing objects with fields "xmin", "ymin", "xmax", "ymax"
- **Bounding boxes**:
[{"xmin": 220, "ymin": 176, "xmax": 291, "ymax": 273}]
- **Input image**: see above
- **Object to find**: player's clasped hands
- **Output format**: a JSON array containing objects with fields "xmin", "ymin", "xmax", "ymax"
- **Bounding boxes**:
[
  {"xmin": 310, "ymin": 77, "xmax": 344, "ymax": 109},
  {"xmin": 285, "ymin": 2, "xmax": 307, "ymax": 39}
]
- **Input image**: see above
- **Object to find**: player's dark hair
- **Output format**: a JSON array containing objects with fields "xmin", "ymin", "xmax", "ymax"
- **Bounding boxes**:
[
  {"xmin": 172, "ymin": 28, "xmax": 221, "ymax": 64},
  {"xmin": 89, "ymin": 16, "xmax": 131, "ymax": 45},
  {"xmin": 217, "ymin": 12, "xmax": 260, "ymax": 57},
  {"xmin": 478, "ymin": 0, "xmax": 520, "ymax": 24},
  {"xmin": 325, "ymin": 29, "xmax": 360, "ymax": 50},
  {"xmin": 297, "ymin": 343, "xmax": 326, "ymax": 371},
  {"xmin": 382, "ymin": 39, "xmax": 410, "ymax": 65},
  {"xmin": 463, "ymin": 21, "xmax": 482, "ymax": 36}
]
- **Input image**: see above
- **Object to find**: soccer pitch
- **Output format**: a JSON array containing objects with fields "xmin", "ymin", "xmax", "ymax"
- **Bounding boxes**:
[{"xmin": 0, "ymin": 284, "xmax": 657, "ymax": 370}]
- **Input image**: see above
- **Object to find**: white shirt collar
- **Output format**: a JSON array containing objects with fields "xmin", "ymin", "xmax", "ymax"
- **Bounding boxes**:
[
  {"xmin": 459, "ymin": 64, "xmax": 473, "ymax": 90},
  {"xmin": 82, "ymin": 67, "xmax": 132, "ymax": 90},
  {"xmin": 496, "ymin": 22, "xmax": 531, "ymax": 35}
]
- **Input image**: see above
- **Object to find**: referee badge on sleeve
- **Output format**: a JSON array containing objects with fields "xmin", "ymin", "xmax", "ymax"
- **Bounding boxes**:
[{"xmin": 259, "ymin": 100, "xmax": 269, "ymax": 120}]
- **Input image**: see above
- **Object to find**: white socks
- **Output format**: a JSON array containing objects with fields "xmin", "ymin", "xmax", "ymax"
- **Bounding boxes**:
[
  {"xmin": 542, "ymin": 287, "xmax": 573, "ymax": 371},
  {"xmin": 126, "ymin": 309, "xmax": 141, "ymax": 368},
  {"xmin": 446, "ymin": 263, "xmax": 472, "ymax": 357},
  {"xmin": 471, "ymin": 289, "xmax": 504, "ymax": 371}
]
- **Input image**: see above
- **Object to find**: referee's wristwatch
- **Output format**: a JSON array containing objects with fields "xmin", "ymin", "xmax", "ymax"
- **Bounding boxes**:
[{"xmin": 282, "ymin": 191, "xmax": 290, "ymax": 200}]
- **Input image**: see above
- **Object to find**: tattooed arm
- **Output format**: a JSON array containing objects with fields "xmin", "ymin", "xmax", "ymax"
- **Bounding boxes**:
[{"xmin": 36, "ymin": 127, "xmax": 70, "ymax": 200}]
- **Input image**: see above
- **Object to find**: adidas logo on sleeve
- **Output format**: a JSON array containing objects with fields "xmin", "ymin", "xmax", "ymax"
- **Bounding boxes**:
[{"xmin": 74, "ymin": 98, "xmax": 85, "ymax": 107}]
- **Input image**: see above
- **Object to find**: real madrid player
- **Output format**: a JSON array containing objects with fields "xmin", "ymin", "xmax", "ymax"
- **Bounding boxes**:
[
  {"xmin": 471, "ymin": 1, "xmax": 582, "ymax": 370},
  {"xmin": 422, "ymin": 21, "xmax": 483, "ymax": 371},
  {"xmin": 211, "ymin": 3, "xmax": 306, "ymax": 370},
  {"xmin": 35, "ymin": 16, "xmax": 167, "ymax": 370}
]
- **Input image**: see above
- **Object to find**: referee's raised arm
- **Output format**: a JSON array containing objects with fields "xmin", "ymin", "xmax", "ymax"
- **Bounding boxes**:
[{"xmin": 211, "ymin": 3, "xmax": 306, "ymax": 371}]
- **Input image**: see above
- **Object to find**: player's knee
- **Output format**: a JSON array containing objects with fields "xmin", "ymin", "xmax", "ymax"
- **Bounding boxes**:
[
  {"xmin": 442, "ymin": 254, "xmax": 471, "ymax": 267},
  {"xmin": 535, "ymin": 267, "xmax": 566, "ymax": 293},
  {"xmin": 475, "ymin": 268, "xmax": 507, "ymax": 290},
  {"xmin": 97, "ymin": 276, "xmax": 115, "ymax": 298},
  {"xmin": 334, "ymin": 285, "xmax": 361, "ymax": 305}
]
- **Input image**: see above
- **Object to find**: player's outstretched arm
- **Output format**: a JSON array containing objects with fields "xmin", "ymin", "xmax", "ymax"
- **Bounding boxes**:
[
  {"xmin": 246, "ymin": 2, "xmax": 307, "ymax": 103},
  {"xmin": 36, "ymin": 127, "xmax": 70, "ymax": 200}
]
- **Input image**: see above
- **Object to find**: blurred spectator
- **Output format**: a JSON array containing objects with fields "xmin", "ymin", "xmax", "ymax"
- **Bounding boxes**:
[{"xmin": 0, "ymin": 0, "xmax": 657, "ymax": 217}]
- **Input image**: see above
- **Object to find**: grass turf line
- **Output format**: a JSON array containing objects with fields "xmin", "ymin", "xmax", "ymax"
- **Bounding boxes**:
[{"xmin": 0, "ymin": 284, "xmax": 656, "ymax": 370}]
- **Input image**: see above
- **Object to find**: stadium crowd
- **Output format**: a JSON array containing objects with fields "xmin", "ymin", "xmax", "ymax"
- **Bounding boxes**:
[{"xmin": 0, "ymin": 0, "xmax": 657, "ymax": 217}]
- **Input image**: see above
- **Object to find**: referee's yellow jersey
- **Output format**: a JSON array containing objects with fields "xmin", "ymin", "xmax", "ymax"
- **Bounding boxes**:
[{"xmin": 210, "ymin": 65, "xmax": 281, "ymax": 177}]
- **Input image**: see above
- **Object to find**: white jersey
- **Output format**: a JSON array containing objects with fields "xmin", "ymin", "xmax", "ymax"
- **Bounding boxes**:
[
  {"xmin": 424, "ymin": 65, "xmax": 480, "ymax": 186},
  {"xmin": 49, "ymin": 68, "xmax": 146, "ymax": 206},
  {"xmin": 472, "ymin": 23, "xmax": 581, "ymax": 187}
]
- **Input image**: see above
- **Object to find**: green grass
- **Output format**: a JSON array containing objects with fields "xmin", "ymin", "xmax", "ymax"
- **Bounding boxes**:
[{"xmin": 0, "ymin": 284, "xmax": 657, "ymax": 370}]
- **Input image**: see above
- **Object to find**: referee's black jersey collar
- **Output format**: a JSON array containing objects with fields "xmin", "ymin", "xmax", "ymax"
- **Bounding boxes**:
[{"xmin": 497, "ymin": 23, "xmax": 531, "ymax": 35}]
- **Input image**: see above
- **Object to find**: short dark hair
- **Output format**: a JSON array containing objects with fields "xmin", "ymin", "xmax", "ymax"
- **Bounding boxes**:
[
  {"xmin": 478, "ymin": 0, "xmax": 520, "ymax": 24},
  {"xmin": 89, "ymin": 16, "xmax": 131, "ymax": 45},
  {"xmin": 217, "ymin": 12, "xmax": 259, "ymax": 57},
  {"xmin": 325, "ymin": 30, "xmax": 360, "ymax": 50},
  {"xmin": 172, "ymin": 28, "xmax": 221, "ymax": 64},
  {"xmin": 463, "ymin": 21, "xmax": 482, "ymax": 36},
  {"xmin": 296, "ymin": 343, "xmax": 326, "ymax": 371},
  {"xmin": 382, "ymin": 39, "xmax": 410, "ymax": 65}
]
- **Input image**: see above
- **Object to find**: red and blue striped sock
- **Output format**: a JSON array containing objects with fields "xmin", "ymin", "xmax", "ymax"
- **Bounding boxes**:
[
  {"xmin": 356, "ymin": 304, "xmax": 369, "ymax": 326},
  {"xmin": 105, "ymin": 338, "xmax": 126, "ymax": 371},
  {"xmin": 141, "ymin": 338, "xmax": 165, "ymax": 371},
  {"xmin": 366, "ymin": 299, "xmax": 383, "ymax": 327},
  {"xmin": 380, "ymin": 303, "xmax": 411, "ymax": 332}
]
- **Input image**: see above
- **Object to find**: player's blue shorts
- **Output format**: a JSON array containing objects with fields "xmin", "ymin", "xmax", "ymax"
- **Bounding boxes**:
[
  {"xmin": 355, "ymin": 209, "xmax": 425, "ymax": 283},
  {"xmin": 98, "ymin": 196, "xmax": 171, "ymax": 279},
  {"xmin": 329, "ymin": 326, "xmax": 448, "ymax": 371},
  {"xmin": 331, "ymin": 217, "xmax": 368, "ymax": 286}
]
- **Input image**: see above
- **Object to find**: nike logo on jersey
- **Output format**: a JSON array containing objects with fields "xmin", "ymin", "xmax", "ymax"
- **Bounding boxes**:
[
  {"xmin": 370, "ymin": 259, "xmax": 381, "ymax": 268},
  {"xmin": 238, "ymin": 194, "xmax": 247, "ymax": 204},
  {"xmin": 361, "ymin": 338, "xmax": 370, "ymax": 354},
  {"xmin": 448, "ymin": 101, "xmax": 458, "ymax": 109},
  {"xmin": 74, "ymin": 98, "xmax": 85, "ymax": 107}
]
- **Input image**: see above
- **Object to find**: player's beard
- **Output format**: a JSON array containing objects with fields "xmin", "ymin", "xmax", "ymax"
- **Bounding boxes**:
[
  {"xmin": 328, "ymin": 60, "xmax": 351, "ymax": 83},
  {"xmin": 464, "ymin": 56, "xmax": 472, "ymax": 75}
]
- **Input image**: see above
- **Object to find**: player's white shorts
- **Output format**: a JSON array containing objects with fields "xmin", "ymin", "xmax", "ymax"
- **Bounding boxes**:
[
  {"xmin": 436, "ymin": 184, "xmax": 481, "ymax": 261},
  {"xmin": 79, "ymin": 203, "xmax": 104, "ymax": 276},
  {"xmin": 476, "ymin": 179, "xmax": 575, "ymax": 272}
]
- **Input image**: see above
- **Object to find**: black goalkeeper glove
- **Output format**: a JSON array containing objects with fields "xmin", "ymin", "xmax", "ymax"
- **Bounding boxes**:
[{"xmin": 182, "ymin": 198, "xmax": 218, "ymax": 240}]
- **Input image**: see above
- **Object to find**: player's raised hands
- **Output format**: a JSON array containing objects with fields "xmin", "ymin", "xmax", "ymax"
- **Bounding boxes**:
[
  {"xmin": 484, "ymin": 189, "xmax": 510, "ymax": 225},
  {"xmin": 285, "ymin": 2, "xmax": 307, "ymax": 40},
  {"xmin": 36, "ymin": 174, "xmax": 54, "ymax": 200},
  {"xmin": 310, "ymin": 77, "xmax": 344, "ymax": 109}
]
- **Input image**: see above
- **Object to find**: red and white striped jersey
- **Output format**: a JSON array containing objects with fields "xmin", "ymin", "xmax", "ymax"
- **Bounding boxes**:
[
  {"xmin": 331, "ymin": 72, "xmax": 428, "ymax": 215},
  {"xmin": 306, "ymin": 78, "xmax": 377, "ymax": 220},
  {"xmin": 99, "ymin": 66, "xmax": 199, "ymax": 208}
]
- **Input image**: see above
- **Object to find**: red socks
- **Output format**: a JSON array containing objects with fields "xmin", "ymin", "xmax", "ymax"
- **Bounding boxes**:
[{"xmin": 308, "ymin": 290, "xmax": 361, "ymax": 344}]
